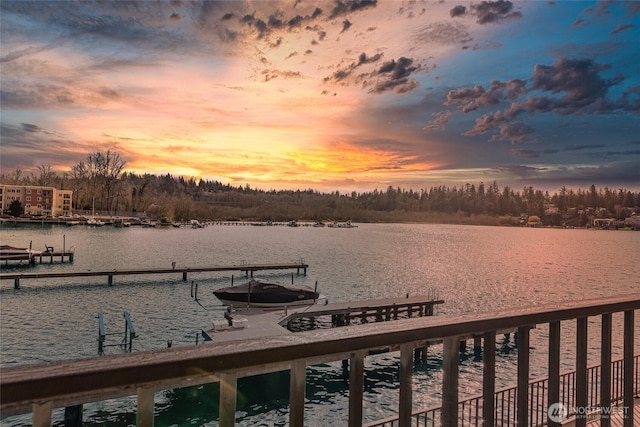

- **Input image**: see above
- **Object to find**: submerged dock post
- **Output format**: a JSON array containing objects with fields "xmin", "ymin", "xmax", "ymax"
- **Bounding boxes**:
[
  {"xmin": 474, "ymin": 336, "xmax": 482, "ymax": 357},
  {"xmin": 98, "ymin": 313, "xmax": 105, "ymax": 355},
  {"xmin": 64, "ymin": 405, "xmax": 83, "ymax": 427}
]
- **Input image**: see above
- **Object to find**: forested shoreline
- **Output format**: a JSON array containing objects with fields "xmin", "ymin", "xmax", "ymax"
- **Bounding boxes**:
[{"xmin": 1, "ymin": 151, "xmax": 638, "ymax": 227}]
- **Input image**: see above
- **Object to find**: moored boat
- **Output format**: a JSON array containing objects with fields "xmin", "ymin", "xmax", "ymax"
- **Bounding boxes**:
[
  {"xmin": 0, "ymin": 245, "xmax": 42, "ymax": 256},
  {"xmin": 0, "ymin": 245, "xmax": 42, "ymax": 262},
  {"xmin": 213, "ymin": 279, "xmax": 319, "ymax": 308},
  {"xmin": 86, "ymin": 218, "xmax": 104, "ymax": 226}
]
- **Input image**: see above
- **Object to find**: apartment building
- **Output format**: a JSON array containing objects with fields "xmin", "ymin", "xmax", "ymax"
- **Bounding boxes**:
[{"xmin": 0, "ymin": 184, "xmax": 73, "ymax": 217}]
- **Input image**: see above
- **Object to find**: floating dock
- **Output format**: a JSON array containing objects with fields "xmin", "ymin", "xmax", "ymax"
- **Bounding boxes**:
[{"xmin": 202, "ymin": 295, "xmax": 445, "ymax": 344}]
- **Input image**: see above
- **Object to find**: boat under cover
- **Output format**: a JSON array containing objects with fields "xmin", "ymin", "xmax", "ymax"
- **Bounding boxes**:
[
  {"xmin": 213, "ymin": 279, "xmax": 319, "ymax": 307},
  {"xmin": 0, "ymin": 245, "xmax": 42, "ymax": 255}
]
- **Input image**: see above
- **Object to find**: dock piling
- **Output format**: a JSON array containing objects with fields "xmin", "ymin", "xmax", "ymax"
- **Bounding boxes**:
[
  {"xmin": 474, "ymin": 336, "xmax": 482, "ymax": 357},
  {"xmin": 98, "ymin": 313, "xmax": 106, "ymax": 355},
  {"xmin": 64, "ymin": 405, "xmax": 82, "ymax": 427}
]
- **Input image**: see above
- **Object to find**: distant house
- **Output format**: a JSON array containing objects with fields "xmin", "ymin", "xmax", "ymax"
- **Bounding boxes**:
[
  {"xmin": 527, "ymin": 215, "xmax": 542, "ymax": 227},
  {"xmin": 0, "ymin": 184, "xmax": 73, "ymax": 217},
  {"xmin": 544, "ymin": 202, "xmax": 559, "ymax": 215},
  {"xmin": 624, "ymin": 215, "xmax": 640, "ymax": 229}
]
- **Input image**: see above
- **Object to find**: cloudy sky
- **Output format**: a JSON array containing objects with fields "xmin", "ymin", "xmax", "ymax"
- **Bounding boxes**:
[{"xmin": 1, "ymin": 0, "xmax": 639, "ymax": 193}]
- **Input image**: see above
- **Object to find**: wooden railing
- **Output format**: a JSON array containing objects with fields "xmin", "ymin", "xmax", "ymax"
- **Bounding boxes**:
[{"xmin": 1, "ymin": 294, "xmax": 638, "ymax": 427}]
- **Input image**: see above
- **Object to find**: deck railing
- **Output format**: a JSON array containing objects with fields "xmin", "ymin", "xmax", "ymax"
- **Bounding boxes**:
[
  {"xmin": 364, "ymin": 355, "xmax": 640, "ymax": 427},
  {"xmin": 1, "ymin": 294, "xmax": 638, "ymax": 427}
]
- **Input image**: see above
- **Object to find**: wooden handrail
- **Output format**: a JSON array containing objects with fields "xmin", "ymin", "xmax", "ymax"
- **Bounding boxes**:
[{"xmin": 2, "ymin": 293, "xmax": 639, "ymax": 425}]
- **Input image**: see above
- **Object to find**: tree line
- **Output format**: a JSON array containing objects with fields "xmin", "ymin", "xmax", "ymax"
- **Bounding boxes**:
[{"xmin": 1, "ymin": 151, "xmax": 638, "ymax": 226}]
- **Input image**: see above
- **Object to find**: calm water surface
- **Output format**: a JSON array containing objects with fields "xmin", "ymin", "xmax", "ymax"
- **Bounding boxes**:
[{"xmin": 1, "ymin": 223, "xmax": 639, "ymax": 426}]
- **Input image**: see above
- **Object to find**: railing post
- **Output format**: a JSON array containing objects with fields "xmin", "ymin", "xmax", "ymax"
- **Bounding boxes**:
[
  {"xmin": 219, "ymin": 372, "xmax": 237, "ymax": 427},
  {"xmin": 548, "ymin": 321, "xmax": 561, "ymax": 427},
  {"xmin": 576, "ymin": 317, "xmax": 588, "ymax": 427},
  {"xmin": 290, "ymin": 360, "xmax": 306, "ymax": 427},
  {"xmin": 398, "ymin": 343, "xmax": 414, "ymax": 427},
  {"xmin": 517, "ymin": 326, "xmax": 530, "ymax": 427},
  {"xmin": 349, "ymin": 351, "xmax": 365, "ymax": 427},
  {"xmin": 483, "ymin": 330, "xmax": 496, "ymax": 427},
  {"xmin": 137, "ymin": 385, "xmax": 155, "ymax": 427},
  {"xmin": 601, "ymin": 313, "xmax": 612, "ymax": 427},
  {"xmin": 623, "ymin": 310, "xmax": 634, "ymax": 427},
  {"xmin": 32, "ymin": 401, "xmax": 53, "ymax": 427},
  {"xmin": 442, "ymin": 336, "xmax": 460, "ymax": 427}
]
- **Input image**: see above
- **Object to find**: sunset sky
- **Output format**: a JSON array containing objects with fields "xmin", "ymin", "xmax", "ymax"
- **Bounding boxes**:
[{"xmin": 1, "ymin": 0, "xmax": 639, "ymax": 193}]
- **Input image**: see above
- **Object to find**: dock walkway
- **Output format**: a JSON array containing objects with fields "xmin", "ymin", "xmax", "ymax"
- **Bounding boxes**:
[{"xmin": 0, "ymin": 262, "xmax": 308, "ymax": 289}]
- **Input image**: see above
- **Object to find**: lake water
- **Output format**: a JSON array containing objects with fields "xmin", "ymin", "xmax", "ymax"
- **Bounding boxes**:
[{"xmin": 1, "ymin": 223, "xmax": 639, "ymax": 426}]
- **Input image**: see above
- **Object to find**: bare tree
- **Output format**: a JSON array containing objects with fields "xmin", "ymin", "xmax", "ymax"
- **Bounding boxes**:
[
  {"xmin": 37, "ymin": 164, "xmax": 55, "ymax": 186},
  {"xmin": 70, "ymin": 150, "xmax": 126, "ymax": 212}
]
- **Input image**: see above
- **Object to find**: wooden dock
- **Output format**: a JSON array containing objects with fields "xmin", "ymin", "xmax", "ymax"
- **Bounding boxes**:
[
  {"xmin": 0, "ymin": 251, "xmax": 74, "ymax": 266},
  {"xmin": 0, "ymin": 262, "xmax": 309, "ymax": 289},
  {"xmin": 202, "ymin": 295, "xmax": 527, "ymax": 361},
  {"xmin": 202, "ymin": 295, "xmax": 445, "ymax": 344}
]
